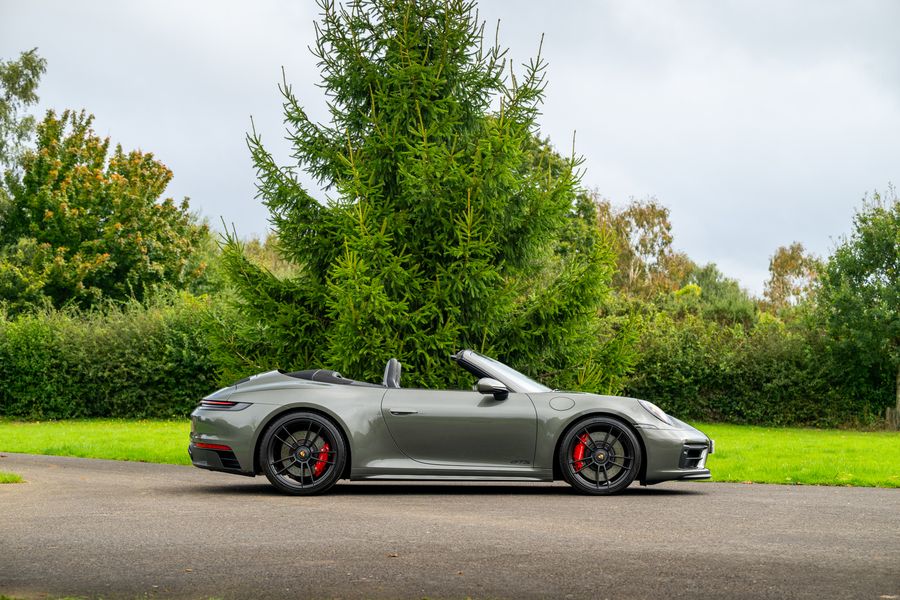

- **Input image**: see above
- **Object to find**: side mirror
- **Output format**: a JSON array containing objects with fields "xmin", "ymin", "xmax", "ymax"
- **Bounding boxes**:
[{"xmin": 476, "ymin": 377, "xmax": 509, "ymax": 400}]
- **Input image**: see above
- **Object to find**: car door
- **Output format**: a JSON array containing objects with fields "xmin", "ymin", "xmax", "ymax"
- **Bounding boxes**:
[{"xmin": 381, "ymin": 388, "xmax": 537, "ymax": 467}]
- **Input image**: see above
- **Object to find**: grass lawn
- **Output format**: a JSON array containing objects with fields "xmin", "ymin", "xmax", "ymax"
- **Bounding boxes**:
[
  {"xmin": 0, "ymin": 471, "xmax": 23, "ymax": 483},
  {"xmin": 0, "ymin": 418, "xmax": 897, "ymax": 487},
  {"xmin": 0, "ymin": 419, "xmax": 191, "ymax": 466},
  {"xmin": 700, "ymin": 423, "xmax": 900, "ymax": 488}
]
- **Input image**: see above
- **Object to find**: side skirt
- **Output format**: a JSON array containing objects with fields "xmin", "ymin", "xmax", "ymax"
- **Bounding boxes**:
[{"xmin": 352, "ymin": 474, "xmax": 551, "ymax": 482}]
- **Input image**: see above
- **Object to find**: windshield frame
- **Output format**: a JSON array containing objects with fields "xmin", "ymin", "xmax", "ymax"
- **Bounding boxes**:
[{"xmin": 453, "ymin": 350, "xmax": 552, "ymax": 394}]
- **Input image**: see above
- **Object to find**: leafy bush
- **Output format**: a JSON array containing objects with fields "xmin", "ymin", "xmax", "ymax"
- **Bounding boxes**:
[
  {"xmin": 0, "ymin": 288, "xmax": 888, "ymax": 426},
  {"xmin": 624, "ymin": 309, "xmax": 884, "ymax": 427},
  {"xmin": 0, "ymin": 294, "xmax": 221, "ymax": 419}
]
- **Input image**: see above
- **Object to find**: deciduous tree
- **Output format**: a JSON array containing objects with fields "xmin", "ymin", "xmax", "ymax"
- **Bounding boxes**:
[
  {"xmin": 0, "ymin": 110, "xmax": 207, "ymax": 312},
  {"xmin": 762, "ymin": 242, "xmax": 820, "ymax": 312},
  {"xmin": 683, "ymin": 262, "xmax": 757, "ymax": 326},
  {"xmin": 593, "ymin": 194, "xmax": 685, "ymax": 298},
  {"xmin": 0, "ymin": 48, "xmax": 46, "ymax": 174},
  {"xmin": 818, "ymin": 188, "xmax": 899, "ymax": 424}
]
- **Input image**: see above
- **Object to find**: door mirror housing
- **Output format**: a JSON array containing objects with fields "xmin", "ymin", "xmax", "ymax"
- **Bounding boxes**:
[{"xmin": 476, "ymin": 377, "xmax": 509, "ymax": 400}]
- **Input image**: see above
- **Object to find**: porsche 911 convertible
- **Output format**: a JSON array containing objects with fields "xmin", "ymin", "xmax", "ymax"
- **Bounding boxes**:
[{"xmin": 189, "ymin": 350, "xmax": 714, "ymax": 495}]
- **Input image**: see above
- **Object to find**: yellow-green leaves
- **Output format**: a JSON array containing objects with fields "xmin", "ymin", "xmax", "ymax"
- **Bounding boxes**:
[{"xmin": 1, "ymin": 109, "xmax": 207, "ymax": 313}]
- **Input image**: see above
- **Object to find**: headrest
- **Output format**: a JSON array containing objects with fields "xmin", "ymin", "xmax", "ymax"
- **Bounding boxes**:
[{"xmin": 383, "ymin": 358, "xmax": 402, "ymax": 388}]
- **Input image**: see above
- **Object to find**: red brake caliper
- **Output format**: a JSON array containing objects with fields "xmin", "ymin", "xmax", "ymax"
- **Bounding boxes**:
[
  {"xmin": 573, "ymin": 433, "xmax": 590, "ymax": 470},
  {"xmin": 313, "ymin": 442, "xmax": 330, "ymax": 477}
]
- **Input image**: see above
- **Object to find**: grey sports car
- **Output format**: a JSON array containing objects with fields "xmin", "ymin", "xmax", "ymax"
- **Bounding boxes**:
[{"xmin": 189, "ymin": 350, "xmax": 713, "ymax": 495}]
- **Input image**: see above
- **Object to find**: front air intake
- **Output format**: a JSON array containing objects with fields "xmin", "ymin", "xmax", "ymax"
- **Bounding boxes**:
[{"xmin": 679, "ymin": 443, "xmax": 709, "ymax": 469}]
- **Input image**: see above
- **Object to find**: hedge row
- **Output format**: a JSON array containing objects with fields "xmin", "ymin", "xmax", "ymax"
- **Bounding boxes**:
[
  {"xmin": 624, "ymin": 311, "xmax": 890, "ymax": 427},
  {"xmin": 0, "ymin": 295, "xmax": 220, "ymax": 419},
  {"xmin": 0, "ymin": 297, "xmax": 891, "ymax": 425}
]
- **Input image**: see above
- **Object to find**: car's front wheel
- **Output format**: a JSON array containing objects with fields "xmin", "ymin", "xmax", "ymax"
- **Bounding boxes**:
[
  {"xmin": 559, "ymin": 416, "xmax": 642, "ymax": 495},
  {"xmin": 260, "ymin": 412, "xmax": 346, "ymax": 495}
]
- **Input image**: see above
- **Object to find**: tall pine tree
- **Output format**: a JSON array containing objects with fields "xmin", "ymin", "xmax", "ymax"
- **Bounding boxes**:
[{"xmin": 220, "ymin": 0, "xmax": 633, "ymax": 390}]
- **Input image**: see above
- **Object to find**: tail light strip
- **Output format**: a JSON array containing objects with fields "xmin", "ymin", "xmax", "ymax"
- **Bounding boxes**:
[
  {"xmin": 198, "ymin": 400, "xmax": 249, "ymax": 411},
  {"xmin": 194, "ymin": 442, "xmax": 233, "ymax": 451}
]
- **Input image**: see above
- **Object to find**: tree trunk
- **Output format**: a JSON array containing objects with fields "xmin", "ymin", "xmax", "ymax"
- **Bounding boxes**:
[{"xmin": 887, "ymin": 364, "xmax": 900, "ymax": 430}]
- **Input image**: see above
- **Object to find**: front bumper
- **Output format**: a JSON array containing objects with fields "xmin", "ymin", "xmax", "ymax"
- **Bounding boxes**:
[{"xmin": 638, "ymin": 422, "xmax": 714, "ymax": 485}]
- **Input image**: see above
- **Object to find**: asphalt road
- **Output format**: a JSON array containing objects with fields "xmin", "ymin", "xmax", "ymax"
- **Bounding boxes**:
[{"xmin": 1, "ymin": 453, "xmax": 898, "ymax": 600}]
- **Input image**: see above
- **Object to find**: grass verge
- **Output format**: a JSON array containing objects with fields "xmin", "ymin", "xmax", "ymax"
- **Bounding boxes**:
[
  {"xmin": 700, "ymin": 423, "xmax": 899, "ymax": 488},
  {"xmin": 0, "ymin": 470, "xmax": 24, "ymax": 483},
  {"xmin": 0, "ymin": 419, "xmax": 897, "ymax": 487},
  {"xmin": 0, "ymin": 419, "xmax": 190, "ymax": 465}
]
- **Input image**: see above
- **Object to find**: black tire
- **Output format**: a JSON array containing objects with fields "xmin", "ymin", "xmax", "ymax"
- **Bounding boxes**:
[
  {"xmin": 260, "ymin": 412, "xmax": 347, "ymax": 495},
  {"xmin": 558, "ymin": 416, "xmax": 642, "ymax": 495}
]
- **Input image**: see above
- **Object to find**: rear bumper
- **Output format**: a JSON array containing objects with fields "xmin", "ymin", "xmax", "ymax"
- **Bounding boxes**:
[
  {"xmin": 189, "ymin": 401, "xmax": 277, "ymax": 476},
  {"xmin": 188, "ymin": 444, "xmax": 254, "ymax": 477}
]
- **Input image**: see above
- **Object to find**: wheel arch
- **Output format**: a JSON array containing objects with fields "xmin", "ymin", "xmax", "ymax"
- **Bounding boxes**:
[
  {"xmin": 551, "ymin": 412, "xmax": 648, "ymax": 484},
  {"xmin": 253, "ymin": 406, "xmax": 353, "ymax": 480}
]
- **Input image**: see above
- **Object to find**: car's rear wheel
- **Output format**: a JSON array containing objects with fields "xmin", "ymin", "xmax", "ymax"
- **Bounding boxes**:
[
  {"xmin": 260, "ymin": 412, "xmax": 346, "ymax": 495},
  {"xmin": 559, "ymin": 416, "xmax": 642, "ymax": 495}
]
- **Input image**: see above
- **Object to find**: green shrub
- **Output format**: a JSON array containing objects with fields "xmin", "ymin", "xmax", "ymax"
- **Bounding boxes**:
[
  {"xmin": 0, "ymin": 294, "xmax": 221, "ymax": 419},
  {"xmin": 0, "ymin": 311, "xmax": 70, "ymax": 417},
  {"xmin": 0, "ymin": 286, "xmax": 888, "ymax": 426},
  {"xmin": 624, "ymin": 310, "xmax": 882, "ymax": 427}
]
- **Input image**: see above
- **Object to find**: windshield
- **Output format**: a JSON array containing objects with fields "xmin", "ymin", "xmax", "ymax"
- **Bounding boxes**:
[{"xmin": 460, "ymin": 351, "xmax": 552, "ymax": 394}]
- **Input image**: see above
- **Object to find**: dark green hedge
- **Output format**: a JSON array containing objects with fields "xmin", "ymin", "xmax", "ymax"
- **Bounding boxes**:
[
  {"xmin": 0, "ymin": 294, "xmax": 891, "ymax": 425},
  {"xmin": 624, "ymin": 311, "xmax": 890, "ymax": 427},
  {"xmin": 0, "ymin": 295, "xmax": 220, "ymax": 419}
]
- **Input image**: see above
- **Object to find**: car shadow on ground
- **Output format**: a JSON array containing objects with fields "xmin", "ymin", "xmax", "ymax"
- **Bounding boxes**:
[{"xmin": 183, "ymin": 481, "xmax": 703, "ymax": 497}]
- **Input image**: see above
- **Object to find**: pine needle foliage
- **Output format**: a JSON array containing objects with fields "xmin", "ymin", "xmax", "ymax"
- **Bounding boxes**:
[{"xmin": 220, "ymin": 0, "xmax": 630, "ymax": 390}]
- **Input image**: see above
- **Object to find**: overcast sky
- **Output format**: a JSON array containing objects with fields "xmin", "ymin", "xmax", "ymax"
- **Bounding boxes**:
[{"xmin": 2, "ymin": 1, "xmax": 898, "ymax": 294}]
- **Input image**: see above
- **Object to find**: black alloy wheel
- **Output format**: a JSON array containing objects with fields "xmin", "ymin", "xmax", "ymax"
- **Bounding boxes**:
[
  {"xmin": 559, "ymin": 416, "xmax": 642, "ymax": 495},
  {"xmin": 261, "ymin": 412, "xmax": 346, "ymax": 495}
]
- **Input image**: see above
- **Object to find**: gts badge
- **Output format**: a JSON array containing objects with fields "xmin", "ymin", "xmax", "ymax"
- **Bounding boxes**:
[{"xmin": 510, "ymin": 459, "xmax": 530, "ymax": 465}]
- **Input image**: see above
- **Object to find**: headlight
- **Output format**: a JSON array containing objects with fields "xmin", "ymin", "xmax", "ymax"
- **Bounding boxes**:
[{"xmin": 639, "ymin": 399, "xmax": 674, "ymax": 425}]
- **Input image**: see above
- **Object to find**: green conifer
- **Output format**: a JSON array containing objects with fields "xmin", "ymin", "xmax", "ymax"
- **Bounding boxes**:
[{"xmin": 220, "ymin": 0, "xmax": 635, "ymax": 390}]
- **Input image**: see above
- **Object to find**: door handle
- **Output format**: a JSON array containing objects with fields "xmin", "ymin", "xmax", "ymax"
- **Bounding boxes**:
[{"xmin": 389, "ymin": 409, "xmax": 418, "ymax": 416}]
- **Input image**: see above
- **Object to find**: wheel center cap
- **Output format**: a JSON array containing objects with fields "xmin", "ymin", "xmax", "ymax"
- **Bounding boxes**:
[
  {"xmin": 594, "ymin": 449, "xmax": 608, "ymax": 463},
  {"xmin": 296, "ymin": 446, "xmax": 312, "ymax": 461}
]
